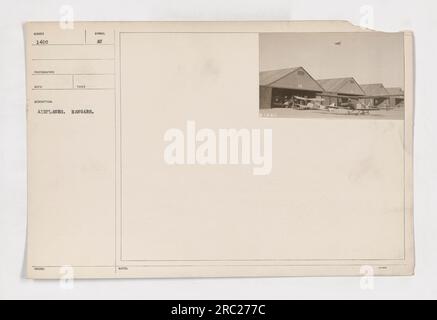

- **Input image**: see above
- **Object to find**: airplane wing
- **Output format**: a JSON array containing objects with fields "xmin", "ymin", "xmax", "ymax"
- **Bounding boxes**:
[
  {"xmin": 308, "ymin": 98, "xmax": 324, "ymax": 102},
  {"xmin": 355, "ymin": 107, "xmax": 380, "ymax": 111}
]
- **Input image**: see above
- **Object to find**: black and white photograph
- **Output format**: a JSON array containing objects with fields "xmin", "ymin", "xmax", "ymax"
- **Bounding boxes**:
[{"xmin": 259, "ymin": 32, "xmax": 405, "ymax": 119}]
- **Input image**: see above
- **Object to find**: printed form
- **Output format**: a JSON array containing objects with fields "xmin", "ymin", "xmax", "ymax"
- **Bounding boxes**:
[{"xmin": 25, "ymin": 22, "xmax": 414, "ymax": 279}]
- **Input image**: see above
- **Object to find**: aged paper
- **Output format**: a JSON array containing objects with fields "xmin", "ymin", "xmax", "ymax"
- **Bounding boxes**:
[{"xmin": 25, "ymin": 21, "xmax": 414, "ymax": 279}]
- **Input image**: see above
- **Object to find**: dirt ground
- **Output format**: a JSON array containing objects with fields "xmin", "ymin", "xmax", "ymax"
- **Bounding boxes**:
[{"xmin": 259, "ymin": 107, "xmax": 405, "ymax": 120}]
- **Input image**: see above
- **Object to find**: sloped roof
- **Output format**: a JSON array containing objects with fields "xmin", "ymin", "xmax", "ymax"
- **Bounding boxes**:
[
  {"xmin": 386, "ymin": 87, "xmax": 404, "ymax": 96},
  {"xmin": 259, "ymin": 67, "xmax": 324, "ymax": 92},
  {"xmin": 259, "ymin": 67, "xmax": 300, "ymax": 86},
  {"xmin": 318, "ymin": 77, "xmax": 365, "ymax": 95},
  {"xmin": 360, "ymin": 83, "xmax": 390, "ymax": 97},
  {"xmin": 319, "ymin": 78, "xmax": 349, "ymax": 92}
]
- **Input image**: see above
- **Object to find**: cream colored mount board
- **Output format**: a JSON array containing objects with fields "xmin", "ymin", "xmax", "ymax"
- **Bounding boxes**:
[{"xmin": 25, "ymin": 21, "xmax": 415, "ymax": 279}]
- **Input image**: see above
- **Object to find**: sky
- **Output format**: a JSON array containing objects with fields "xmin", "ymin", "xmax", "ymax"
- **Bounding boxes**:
[{"xmin": 260, "ymin": 32, "xmax": 405, "ymax": 89}]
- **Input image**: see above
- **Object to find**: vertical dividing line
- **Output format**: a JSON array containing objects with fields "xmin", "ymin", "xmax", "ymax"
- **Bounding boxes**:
[
  {"xmin": 114, "ymin": 30, "xmax": 117, "ymax": 274},
  {"xmin": 403, "ymin": 34, "xmax": 407, "ymax": 261},
  {"xmin": 119, "ymin": 32, "xmax": 123, "ymax": 265}
]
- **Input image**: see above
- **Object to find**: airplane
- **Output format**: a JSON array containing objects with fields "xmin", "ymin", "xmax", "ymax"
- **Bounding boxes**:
[
  {"xmin": 294, "ymin": 96, "xmax": 325, "ymax": 110},
  {"xmin": 326, "ymin": 101, "xmax": 380, "ymax": 115},
  {"xmin": 276, "ymin": 96, "xmax": 379, "ymax": 115}
]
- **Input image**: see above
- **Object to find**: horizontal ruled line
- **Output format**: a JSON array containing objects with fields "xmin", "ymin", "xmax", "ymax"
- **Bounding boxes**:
[
  {"xmin": 32, "ymin": 88, "xmax": 114, "ymax": 91},
  {"xmin": 32, "ymin": 73, "xmax": 115, "ymax": 76},
  {"xmin": 32, "ymin": 58, "xmax": 114, "ymax": 61},
  {"xmin": 32, "ymin": 263, "xmax": 407, "ymax": 268},
  {"xmin": 32, "ymin": 43, "xmax": 114, "ymax": 46}
]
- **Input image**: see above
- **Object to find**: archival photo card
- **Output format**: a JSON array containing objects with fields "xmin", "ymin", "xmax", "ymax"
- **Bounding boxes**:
[{"xmin": 25, "ymin": 22, "xmax": 414, "ymax": 279}]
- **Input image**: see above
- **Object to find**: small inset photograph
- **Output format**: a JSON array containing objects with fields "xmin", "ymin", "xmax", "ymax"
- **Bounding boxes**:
[{"xmin": 259, "ymin": 32, "xmax": 405, "ymax": 120}]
